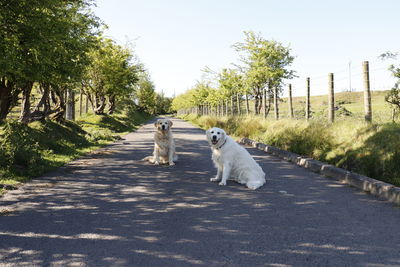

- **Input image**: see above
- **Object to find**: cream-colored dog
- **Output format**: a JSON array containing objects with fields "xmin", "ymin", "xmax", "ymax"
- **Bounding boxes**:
[
  {"xmin": 143, "ymin": 118, "xmax": 177, "ymax": 166},
  {"xmin": 206, "ymin": 127, "xmax": 266, "ymax": 189}
]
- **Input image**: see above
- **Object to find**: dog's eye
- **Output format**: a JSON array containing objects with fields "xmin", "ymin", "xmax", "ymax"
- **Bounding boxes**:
[
  {"xmin": 217, "ymin": 132, "xmax": 220, "ymax": 134},
  {"xmin": 211, "ymin": 131, "xmax": 214, "ymax": 134}
]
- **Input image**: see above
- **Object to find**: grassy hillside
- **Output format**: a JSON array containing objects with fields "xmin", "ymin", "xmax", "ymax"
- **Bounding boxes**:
[
  {"xmin": 0, "ymin": 108, "xmax": 151, "ymax": 193},
  {"xmin": 279, "ymin": 90, "xmax": 392, "ymax": 122}
]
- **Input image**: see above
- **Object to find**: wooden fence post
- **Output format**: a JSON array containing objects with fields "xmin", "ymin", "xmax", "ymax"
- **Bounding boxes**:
[
  {"xmin": 363, "ymin": 61, "xmax": 372, "ymax": 122},
  {"xmin": 328, "ymin": 73, "xmax": 335, "ymax": 123},
  {"xmin": 288, "ymin": 84, "xmax": 294, "ymax": 118},
  {"xmin": 274, "ymin": 86, "xmax": 279, "ymax": 120},
  {"xmin": 306, "ymin": 77, "xmax": 311, "ymax": 121},
  {"xmin": 65, "ymin": 89, "xmax": 74, "ymax": 120}
]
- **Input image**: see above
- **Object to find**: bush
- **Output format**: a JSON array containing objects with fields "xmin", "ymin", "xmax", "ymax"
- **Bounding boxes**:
[{"xmin": 0, "ymin": 121, "xmax": 46, "ymax": 176}]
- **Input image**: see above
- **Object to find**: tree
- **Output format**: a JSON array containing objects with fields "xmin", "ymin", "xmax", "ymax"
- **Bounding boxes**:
[
  {"xmin": 0, "ymin": 0, "xmax": 100, "ymax": 123},
  {"xmin": 233, "ymin": 31, "xmax": 295, "ymax": 117},
  {"xmin": 135, "ymin": 73, "xmax": 157, "ymax": 114},
  {"xmin": 381, "ymin": 52, "xmax": 400, "ymax": 121},
  {"xmin": 83, "ymin": 38, "xmax": 140, "ymax": 114},
  {"xmin": 217, "ymin": 69, "xmax": 243, "ymax": 116}
]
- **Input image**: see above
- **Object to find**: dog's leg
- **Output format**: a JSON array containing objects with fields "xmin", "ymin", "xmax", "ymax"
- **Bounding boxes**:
[
  {"xmin": 154, "ymin": 146, "xmax": 160, "ymax": 165},
  {"xmin": 168, "ymin": 147, "xmax": 175, "ymax": 166},
  {"xmin": 219, "ymin": 164, "xmax": 231, "ymax": 186},
  {"xmin": 210, "ymin": 167, "xmax": 222, "ymax": 182}
]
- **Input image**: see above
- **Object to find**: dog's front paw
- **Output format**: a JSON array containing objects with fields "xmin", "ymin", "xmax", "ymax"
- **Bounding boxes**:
[
  {"xmin": 154, "ymin": 161, "xmax": 160, "ymax": 165},
  {"xmin": 210, "ymin": 177, "xmax": 220, "ymax": 182},
  {"xmin": 218, "ymin": 181, "xmax": 226, "ymax": 186},
  {"xmin": 169, "ymin": 161, "xmax": 175, "ymax": 166}
]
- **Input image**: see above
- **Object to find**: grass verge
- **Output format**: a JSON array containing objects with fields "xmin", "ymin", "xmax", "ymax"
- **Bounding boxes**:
[
  {"xmin": 180, "ymin": 114, "xmax": 400, "ymax": 187},
  {"xmin": 0, "ymin": 109, "xmax": 151, "ymax": 193}
]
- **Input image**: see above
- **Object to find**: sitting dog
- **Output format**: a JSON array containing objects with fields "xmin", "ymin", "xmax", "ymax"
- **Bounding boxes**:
[
  {"xmin": 206, "ymin": 127, "xmax": 266, "ymax": 189},
  {"xmin": 143, "ymin": 118, "xmax": 177, "ymax": 166}
]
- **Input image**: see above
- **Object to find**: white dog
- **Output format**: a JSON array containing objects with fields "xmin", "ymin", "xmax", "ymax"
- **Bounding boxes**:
[
  {"xmin": 206, "ymin": 127, "xmax": 266, "ymax": 189},
  {"xmin": 143, "ymin": 118, "xmax": 177, "ymax": 166}
]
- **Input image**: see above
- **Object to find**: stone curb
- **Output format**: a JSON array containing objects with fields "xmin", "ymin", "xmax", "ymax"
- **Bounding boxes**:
[{"xmin": 238, "ymin": 137, "xmax": 400, "ymax": 206}]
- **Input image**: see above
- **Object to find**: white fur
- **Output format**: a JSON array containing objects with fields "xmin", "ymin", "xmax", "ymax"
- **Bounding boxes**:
[
  {"xmin": 143, "ymin": 118, "xmax": 177, "ymax": 166},
  {"xmin": 206, "ymin": 127, "xmax": 266, "ymax": 190}
]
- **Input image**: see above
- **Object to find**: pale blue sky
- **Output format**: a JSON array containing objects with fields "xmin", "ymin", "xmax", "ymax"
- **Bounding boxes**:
[{"xmin": 94, "ymin": 0, "xmax": 399, "ymax": 97}]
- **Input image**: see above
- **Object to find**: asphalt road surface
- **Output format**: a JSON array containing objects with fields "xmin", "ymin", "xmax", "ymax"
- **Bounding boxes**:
[{"xmin": 1, "ymin": 118, "xmax": 399, "ymax": 267}]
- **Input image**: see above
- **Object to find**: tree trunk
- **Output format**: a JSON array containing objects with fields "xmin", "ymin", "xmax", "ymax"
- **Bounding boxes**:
[
  {"xmin": 254, "ymin": 95, "xmax": 259, "ymax": 115},
  {"xmin": 245, "ymin": 94, "xmax": 250, "ymax": 115},
  {"xmin": 108, "ymin": 94, "xmax": 116, "ymax": 114},
  {"xmin": 263, "ymin": 88, "xmax": 267, "ymax": 118},
  {"xmin": 0, "ymin": 79, "xmax": 19, "ymax": 123},
  {"xmin": 237, "ymin": 93, "xmax": 241, "ymax": 115},
  {"xmin": 257, "ymin": 90, "xmax": 263, "ymax": 115},
  {"xmin": 30, "ymin": 83, "xmax": 51, "ymax": 121},
  {"xmin": 230, "ymin": 95, "xmax": 235, "ymax": 116},
  {"xmin": 94, "ymin": 92, "xmax": 106, "ymax": 114},
  {"xmin": 49, "ymin": 88, "xmax": 67, "ymax": 122},
  {"xmin": 19, "ymin": 81, "xmax": 34, "ymax": 124}
]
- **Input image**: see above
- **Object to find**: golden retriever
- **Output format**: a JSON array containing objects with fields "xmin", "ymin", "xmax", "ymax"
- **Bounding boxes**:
[
  {"xmin": 206, "ymin": 127, "xmax": 266, "ymax": 189},
  {"xmin": 143, "ymin": 118, "xmax": 177, "ymax": 166}
]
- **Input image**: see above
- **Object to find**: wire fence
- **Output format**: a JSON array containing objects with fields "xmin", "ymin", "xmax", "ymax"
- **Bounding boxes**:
[{"xmin": 178, "ymin": 60, "xmax": 398, "ymax": 123}]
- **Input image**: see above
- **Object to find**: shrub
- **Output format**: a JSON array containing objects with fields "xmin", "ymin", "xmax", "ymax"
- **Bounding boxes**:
[{"xmin": 0, "ymin": 121, "xmax": 46, "ymax": 176}]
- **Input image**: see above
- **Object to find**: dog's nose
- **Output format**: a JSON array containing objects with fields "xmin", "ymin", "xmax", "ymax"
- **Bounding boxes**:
[
  {"xmin": 162, "ymin": 125, "xmax": 165, "ymax": 130},
  {"xmin": 212, "ymin": 135, "xmax": 217, "ymax": 140}
]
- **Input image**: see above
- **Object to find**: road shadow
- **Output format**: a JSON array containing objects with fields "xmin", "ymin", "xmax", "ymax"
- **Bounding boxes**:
[{"xmin": 0, "ymin": 118, "xmax": 399, "ymax": 266}]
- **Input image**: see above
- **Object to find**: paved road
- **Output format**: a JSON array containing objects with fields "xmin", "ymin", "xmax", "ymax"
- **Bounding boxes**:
[{"xmin": 1, "ymin": 118, "xmax": 399, "ymax": 267}]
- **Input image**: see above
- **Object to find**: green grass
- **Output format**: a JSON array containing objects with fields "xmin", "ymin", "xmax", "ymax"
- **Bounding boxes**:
[
  {"xmin": 0, "ymin": 108, "xmax": 151, "ymax": 189},
  {"xmin": 180, "ymin": 113, "xmax": 400, "ymax": 187}
]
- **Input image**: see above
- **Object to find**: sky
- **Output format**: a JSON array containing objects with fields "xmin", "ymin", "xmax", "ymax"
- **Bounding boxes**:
[{"xmin": 93, "ymin": 0, "xmax": 400, "ymax": 97}]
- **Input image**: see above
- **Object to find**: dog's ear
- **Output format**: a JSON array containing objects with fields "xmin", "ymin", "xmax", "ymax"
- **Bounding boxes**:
[
  {"xmin": 168, "ymin": 120, "xmax": 173, "ymax": 127},
  {"xmin": 221, "ymin": 130, "xmax": 226, "ymax": 141},
  {"xmin": 154, "ymin": 119, "xmax": 159, "ymax": 127},
  {"xmin": 206, "ymin": 129, "xmax": 210, "ymax": 139}
]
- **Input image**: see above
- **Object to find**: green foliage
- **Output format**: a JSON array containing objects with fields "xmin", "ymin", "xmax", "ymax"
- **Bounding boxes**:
[
  {"xmin": 0, "ymin": 122, "xmax": 46, "ymax": 176},
  {"xmin": 0, "ymin": 0, "xmax": 101, "ymax": 122},
  {"xmin": 234, "ymin": 31, "xmax": 295, "ymax": 94},
  {"xmin": 172, "ymin": 31, "xmax": 295, "ymax": 115},
  {"xmin": 0, "ymin": 110, "xmax": 151, "ymax": 186},
  {"xmin": 83, "ymin": 37, "xmax": 141, "ymax": 114}
]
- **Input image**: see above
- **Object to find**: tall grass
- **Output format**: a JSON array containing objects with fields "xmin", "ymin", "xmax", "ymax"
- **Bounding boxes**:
[{"xmin": 181, "ymin": 114, "xmax": 400, "ymax": 186}]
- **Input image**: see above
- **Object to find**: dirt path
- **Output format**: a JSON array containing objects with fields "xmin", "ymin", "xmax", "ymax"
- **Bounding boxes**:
[{"xmin": 1, "ymin": 118, "xmax": 399, "ymax": 266}]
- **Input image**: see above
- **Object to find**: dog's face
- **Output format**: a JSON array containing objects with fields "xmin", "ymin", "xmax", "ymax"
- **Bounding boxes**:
[
  {"xmin": 155, "ymin": 119, "xmax": 173, "ymax": 132},
  {"xmin": 206, "ymin": 127, "xmax": 226, "ymax": 146}
]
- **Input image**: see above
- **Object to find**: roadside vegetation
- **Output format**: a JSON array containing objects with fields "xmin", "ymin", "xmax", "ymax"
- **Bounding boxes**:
[
  {"xmin": 0, "ymin": 105, "xmax": 151, "ymax": 191},
  {"xmin": 0, "ymin": 1, "xmax": 171, "ymax": 193},
  {"xmin": 179, "ymin": 101, "xmax": 400, "ymax": 187}
]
